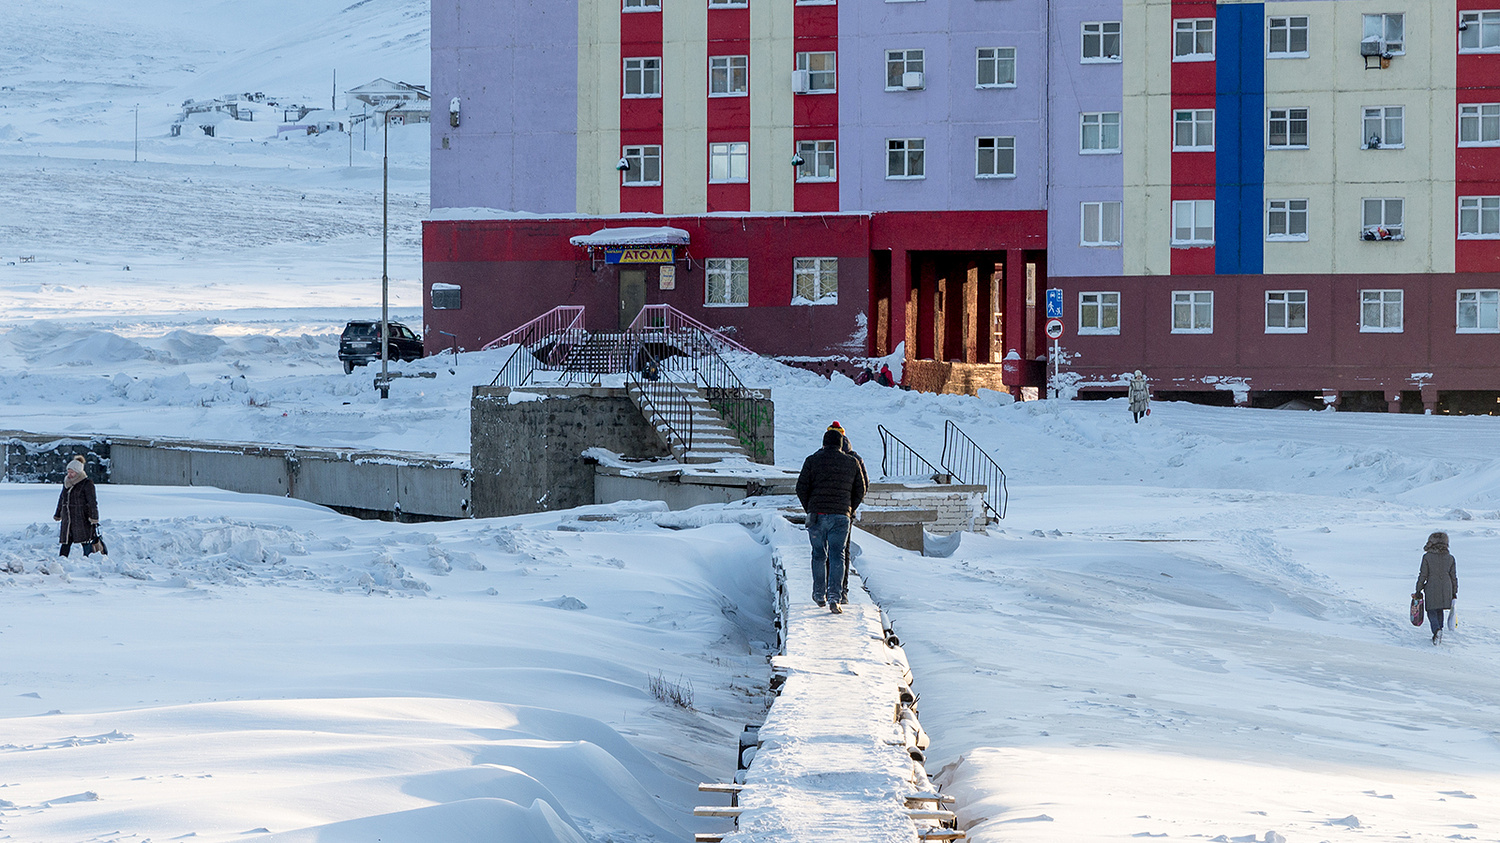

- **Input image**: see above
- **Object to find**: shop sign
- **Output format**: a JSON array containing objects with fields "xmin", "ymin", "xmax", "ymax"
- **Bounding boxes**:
[{"xmin": 605, "ymin": 246, "xmax": 675, "ymax": 265}]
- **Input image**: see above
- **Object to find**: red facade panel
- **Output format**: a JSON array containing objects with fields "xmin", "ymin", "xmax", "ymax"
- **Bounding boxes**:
[
  {"xmin": 1456, "ymin": 12, "xmax": 1500, "ymax": 273},
  {"xmin": 620, "ymin": 8, "xmax": 663, "ymax": 214},
  {"xmin": 793, "ymin": 3, "xmax": 838, "ymax": 213}
]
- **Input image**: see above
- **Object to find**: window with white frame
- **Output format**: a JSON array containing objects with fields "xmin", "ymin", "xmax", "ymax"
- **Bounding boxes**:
[
  {"xmin": 886, "ymin": 49, "xmax": 925, "ymax": 90},
  {"xmin": 1362, "ymin": 198, "xmax": 1404, "ymax": 240},
  {"xmin": 623, "ymin": 0, "xmax": 660, "ymax": 10},
  {"xmin": 886, "ymin": 138, "xmax": 925, "ymax": 179},
  {"xmin": 1360, "ymin": 289, "xmax": 1403, "ymax": 332},
  {"xmin": 1458, "ymin": 289, "xmax": 1500, "ymax": 331},
  {"xmin": 1172, "ymin": 200, "xmax": 1214, "ymax": 245},
  {"xmin": 1363, "ymin": 13, "xmax": 1404, "ymax": 54},
  {"xmin": 1082, "ymin": 21, "xmax": 1122, "ymax": 62},
  {"xmin": 1079, "ymin": 291, "xmax": 1120, "ymax": 334},
  {"xmin": 1081, "ymin": 201, "xmax": 1123, "ymax": 246},
  {"xmin": 976, "ymin": 136, "xmax": 1016, "ymax": 178},
  {"xmin": 795, "ymin": 51, "xmax": 837, "ymax": 92},
  {"xmin": 1268, "ymin": 15, "xmax": 1309, "ymax": 57},
  {"xmin": 708, "ymin": 0, "xmax": 748, "ymax": 7},
  {"xmin": 705, "ymin": 258, "xmax": 749, "ymax": 306},
  {"xmin": 623, "ymin": 57, "xmax": 662, "ymax": 98},
  {"xmin": 1268, "ymin": 107, "xmax": 1309, "ymax": 148},
  {"xmin": 796, "ymin": 139, "xmax": 836, "ymax": 181},
  {"xmin": 1080, "ymin": 111, "xmax": 1122, "ymax": 153},
  {"xmin": 1172, "ymin": 291, "xmax": 1213, "ymax": 333},
  {"xmin": 1459, "ymin": 103, "xmax": 1500, "ymax": 146},
  {"xmin": 621, "ymin": 145, "xmax": 661, "ymax": 185},
  {"xmin": 1265, "ymin": 290, "xmax": 1308, "ymax": 333},
  {"xmin": 1174, "ymin": 109, "xmax": 1214, "ymax": 150},
  {"xmin": 1459, "ymin": 196, "xmax": 1500, "ymax": 238},
  {"xmin": 1461, "ymin": 11, "xmax": 1500, "ymax": 51},
  {"xmin": 976, "ymin": 47, "xmax": 1016, "ymax": 87},
  {"xmin": 710, "ymin": 55, "xmax": 748, "ymax": 96},
  {"xmin": 709, "ymin": 142, "xmax": 749, "ymax": 183},
  {"xmin": 1174, "ymin": 19, "xmax": 1215, "ymax": 61},
  {"xmin": 793, "ymin": 257, "xmax": 838, "ymax": 304},
  {"xmin": 1267, "ymin": 199, "xmax": 1309, "ymax": 241},
  {"xmin": 1362, "ymin": 106, "xmax": 1404, "ymax": 149}
]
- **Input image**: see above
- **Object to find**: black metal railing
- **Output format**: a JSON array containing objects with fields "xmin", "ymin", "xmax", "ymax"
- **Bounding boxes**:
[
  {"xmin": 940, "ymin": 420, "xmax": 1008, "ymax": 519},
  {"xmin": 690, "ymin": 341, "xmax": 769, "ymax": 462},
  {"xmin": 877, "ymin": 424, "xmax": 941, "ymax": 480},
  {"xmin": 627, "ymin": 343, "xmax": 693, "ymax": 457},
  {"xmin": 561, "ymin": 332, "xmax": 641, "ymax": 384}
]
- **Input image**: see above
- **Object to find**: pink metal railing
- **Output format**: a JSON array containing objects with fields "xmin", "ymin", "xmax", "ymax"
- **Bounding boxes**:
[
  {"xmin": 627, "ymin": 304, "xmax": 754, "ymax": 354},
  {"xmin": 481, "ymin": 305, "xmax": 586, "ymax": 351}
]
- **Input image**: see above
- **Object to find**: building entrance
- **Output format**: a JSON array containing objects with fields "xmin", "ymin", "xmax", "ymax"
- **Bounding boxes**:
[{"xmin": 618, "ymin": 268, "xmax": 647, "ymax": 330}]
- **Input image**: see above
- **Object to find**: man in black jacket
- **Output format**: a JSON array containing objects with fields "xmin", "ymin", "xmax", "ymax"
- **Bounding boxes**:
[{"xmin": 796, "ymin": 428, "xmax": 867, "ymax": 613}]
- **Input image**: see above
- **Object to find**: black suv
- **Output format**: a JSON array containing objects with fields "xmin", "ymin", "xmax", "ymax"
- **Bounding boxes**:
[{"xmin": 338, "ymin": 320, "xmax": 424, "ymax": 373}]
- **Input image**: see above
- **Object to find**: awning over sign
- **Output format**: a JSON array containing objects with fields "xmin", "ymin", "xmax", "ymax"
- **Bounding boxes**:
[{"xmin": 568, "ymin": 226, "xmax": 691, "ymax": 247}]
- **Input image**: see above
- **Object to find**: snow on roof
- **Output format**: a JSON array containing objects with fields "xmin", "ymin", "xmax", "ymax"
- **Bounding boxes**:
[{"xmin": 568, "ymin": 226, "xmax": 691, "ymax": 247}]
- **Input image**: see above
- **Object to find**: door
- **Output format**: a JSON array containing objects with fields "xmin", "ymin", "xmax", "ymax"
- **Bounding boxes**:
[{"xmin": 619, "ymin": 268, "xmax": 647, "ymax": 330}]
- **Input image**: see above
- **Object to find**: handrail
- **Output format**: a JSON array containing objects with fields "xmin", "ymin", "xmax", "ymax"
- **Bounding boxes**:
[
  {"xmin": 939, "ymin": 420, "xmax": 1008, "ymax": 519},
  {"xmin": 562, "ymin": 331, "xmax": 642, "ymax": 384},
  {"xmin": 628, "ymin": 343, "xmax": 693, "ymax": 458},
  {"xmin": 687, "ymin": 341, "xmax": 769, "ymax": 461},
  {"xmin": 628, "ymin": 304, "xmax": 754, "ymax": 354},
  {"xmin": 481, "ymin": 305, "xmax": 585, "ymax": 352},
  {"xmin": 877, "ymin": 424, "xmax": 941, "ymax": 480}
]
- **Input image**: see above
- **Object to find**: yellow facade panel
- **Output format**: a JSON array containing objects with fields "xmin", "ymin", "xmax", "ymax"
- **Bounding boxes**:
[
  {"xmin": 576, "ymin": 0, "xmax": 621, "ymax": 215},
  {"xmin": 663, "ymin": 5, "xmax": 709, "ymax": 214},
  {"xmin": 750, "ymin": 0, "xmax": 795, "ymax": 213}
]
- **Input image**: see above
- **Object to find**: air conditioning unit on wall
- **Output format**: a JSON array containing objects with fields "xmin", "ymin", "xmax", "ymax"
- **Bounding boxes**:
[
  {"xmin": 791, "ymin": 69, "xmax": 810, "ymax": 93},
  {"xmin": 1360, "ymin": 37, "xmax": 1385, "ymax": 57},
  {"xmin": 902, "ymin": 71, "xmax": 925, "ymax": 90}
]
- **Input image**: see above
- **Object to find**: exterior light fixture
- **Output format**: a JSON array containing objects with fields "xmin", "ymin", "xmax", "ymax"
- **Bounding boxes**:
[
  {"xmin": 616, "ymin": 157, "xmax": 631, "ymax": 171},
  {"xmin": 791, "ymin": 153, "xmax": 806, "ymax": 167},
  {"xmin": 449, "ymin": 97, "xmax": 461, "ymax": 127}
]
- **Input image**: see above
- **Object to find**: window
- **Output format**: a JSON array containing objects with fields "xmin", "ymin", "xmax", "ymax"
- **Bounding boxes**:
[
  {"xmin": 886, "ymin": 49, "xmax": 925, "ymax": 90},
  {"xmin": 431, "ymin": 283, "xmax": 461, "ymax": 310},
  {"xmin": 623, "ymin": 0, "xmax": 660, "ymax": 9},
  {"xmin": 1082, "ymin": 21, "xmax": 1122, "ymax": 62},
  {"xmin": 795, "ymin": 51, "xmax": 837, "ymax": 92},
  {"xmin": 621, "ymin": 145, "xmax": 662, "ymax": 185},
  {"xmin": 1174, "ymin": 109, "xmax": 1214, "ymax": 150},
  {"xmin": 1081, "ymin": 201, "xmax": 1123, "ymax": 246},
  {"xmin": 886, "ymin": 138, "xmax": 925, "ymax": 178},
  {"xmin": 1267, "ymin": 199, "xmax": 1309, "ymax": 241},
  {"xmin": 1172, "ymin": 291, "xmax": 1213, "ymax": 333},
  {"xmin": 1363, "ymin": 13, "xmax": 1404, "ymax": 54},
  {"xmin": 623, "ymin": 58, "xmax": 661, "ymax": 98},
  {"xmin": 1172, "ymin": 200, "xmax": 1215, "ymax": 245},
  {"xmin": 1461, "ymin": 11, "xmax": 1500, "ymax": 52},
  {"xmin": 796, "ymin": 139, "xmax": 836, "ymax": 182},
  {"xmin": 976, "ymin": 137, "xmax": 1016, "ymax": 178},
  {"xmin": 793, "ymin": 257, "xmax": 838, "ymax": 304},
  {"xmin": 1268, "ymin": 15, "xmax": 1309, "ymax": 57},
  {"xmin": 1268, "ymin": 108, "xmax": 1309, "ymax": 148},
  {"xmin": 1360, "ymin": 289, "xmax": 1403, "ymax": 332},
  {"xmin": 1459, "ymin": 196, "xmax": 1500, "ymax": 238},
  {"xmin": 1362, "ymin": 198, "xmax": 1404, "ymax": 240},
  {"xmin": 976, "ymin": 47, "xmax": 1016, "ymax": 87},
  {"xmin": 1265, "ymin": 290, "xmax": 1307, "ymax": 333},
  {"xmin": 1458, "ymin": 289, "xmax": 1500, "ymax": 332},
  {"xmin": 710, "ymin": 55, "xmax": 749, "ymax": 96},
  {"xmin": 709, "ymin": 0, "xmax": 748, "ymax": 6},
  {"xmin": 709, "ymin": 142, "xmax": 749, "ymax": 183},
  {"xmin": 1362, "ymin": 106, "xmax": 1404, "ymax": 149},
  {"xmin": 1174, "ymin": 19, "xmax": 1215, "ymax": 61},
  {"xmin": 1079, "ymin": 291, "xmax": 1120, "ymax": 335},
  {"xmin": 1080, "ymin": 112, "xmax": 1122, "ymax": 153},
  {"xmin": 705, "ymin": 258, "xmax": 749, "ymax": 306},
  {"xmin": 1459, "ymin": 103, "xmax": 1500, "ymax": 146}
]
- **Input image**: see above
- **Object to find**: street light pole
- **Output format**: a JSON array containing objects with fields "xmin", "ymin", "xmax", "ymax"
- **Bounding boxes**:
[
  {"xmin": 134, "ymin": 105, "xmax": 138, "ymax": 163},
  {"xmin": 379, "ymin": 109, "xmax": 390, "ymax": 399}
]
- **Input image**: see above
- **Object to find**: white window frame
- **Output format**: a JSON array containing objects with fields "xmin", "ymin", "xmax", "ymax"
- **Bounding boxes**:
[
  {"xmin": 709, "ymin": 141, "xmax": 749, "ymax": 183},
  {"xmin": 886, "ymin": 138, "xmax": 925, "ymax": 179},
  {"xmin": 1082, "ymin": 21, "xmax": 1122, "ymax": 62},
  {"xmin": 1081, "ymin": 201, "xmax": 1123, "ymax": 246},
  {"xmin": 1267, "ymin": 107, "xmax": 1309, "ymax": 149},
  {"xmin": 709, "ymin": 55, "xmax": 749, "ymax": 96},
  {"xmin": 1265, "ymin": 290, "xmax": 1308, "ymax": 334},
  {"xmin": 1459, "ymin": 196, "xmax": 1500, "ymax": 239},
  {"xmin": 1172, "ymin": 291, "xmax": 1214, "ymax": 334},
  {"xmin": 1080, "ymin": 111, "xmax": 1122, "ymax": 154},
  {"xmin": 623, "ymin": 0, "xmax": 661, "ymax": 10},
  {"xmin": 1458, "ymin": 289, "xmax": 1500, "ymax": 333},
  {"xmin": 1363, "ymin": 13, "xmax": 1405, "ymax": 55},
  {"xmin": 1079, "ymin": 291, "xmax": 1121, "ymax": 335},
  {"xmin": 1174, "ymin": 18, "xmax": 1215, "ymax": 62},
  {"xmin": 885, "ymin": 49, "xmax": 925, "ymax": 91},
  {"xmin": 1173, "ymin": 109, "xmax": 1215, "ymax": 151},
  {"xmin": 708, "ymin": 0, "xmax": 748, "ymax": 7},
  {"xmin": 1459, "ymin": 103, "xmax": 1500, "ymax": 146},
  {"xmin": 1360, "ymin": 289, "xmax": 1404, "ymax": 332},
  {"xmin": 621, "ymin": 145, "xmax": 661, "ymax": 186},
  {"xmin": 793, "ymin": 257, "xmax": 838, "ymax": 305},
  {"xmin": 975, "ymin": 136, "xmax": 1016, "ymax": 179},
  {"xmin": 623, "ymin": 57, "xmax": 662, "ymax": 98},
  {"xmin": 705, "ymin": 258, "xmax": 750, "ymax": 307},
  {"xmin": 1266, "ymin": 199, "xmax": 1309, "ymax": 242},
  {"xmin": 1361, "ymin": 198, "xmax": 1404, "ymax": 241},
  {"xmin": 1172, "ymin": 199, "xmax": 1215, "ymax": 246},
  {"xmin": 976, "ymin": 47, "xmax": 1016, "ymax": 88},
  {"xmin": 1267, "ymin": 15, "xmax": 1309, "ymax": 58},
  {"xmin": 796, "ymin": 139, "xmax": 836, "ymax": 182},
  {"xmin": 795, "ymin": 51, "xmax": 837, "ymax": 93},
  {"xmin": 1461, "ymin": 11, "xmax": 1500, "ymax": 52},
  {"xmin": 1362, "ymin": 105, "xmax": 1404, "ymax": 149}
]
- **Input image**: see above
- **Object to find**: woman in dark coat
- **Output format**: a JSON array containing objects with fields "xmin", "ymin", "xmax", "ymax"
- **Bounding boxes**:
[
  {"xmin": 53, "ymin": 456, "xmax": 100, "ymax": 557},
  {"xmin": 1414, "ymin": 531, "xmax": 1458, "ymax": 644}
]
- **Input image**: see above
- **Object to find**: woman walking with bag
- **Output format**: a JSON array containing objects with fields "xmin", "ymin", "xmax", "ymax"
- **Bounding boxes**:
[
  {"xmin": 54, "ymin": 456, "xmax": 103, "ymax": 558},
  {"xmin": 1414, "ymin": 531, "xmax": 1458, "ymax": 644}
]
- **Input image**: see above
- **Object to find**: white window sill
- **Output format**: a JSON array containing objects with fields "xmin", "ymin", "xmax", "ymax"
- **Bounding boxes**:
[
  {"xmin": 1457, "ymin": 327, "xmax": 1500, "ymax": 333},
  {"xmin": 976, "ymin": 173, "xmax": 1016, "ymax": 179},
  {"xmin": 1359, "ymin": 326, "xmax": 1404, "ymax": 333},
  {"xmin": 1360, "ymin": 234, "xmax": 1405, "ymax": 241},
  {"xmin": 1458, "ymin": 141, "xmax": 1500, "ymax": 148},
  {"xmin": 1458, "ymin": 233, "xmax": 1500, "ymax": 240},
  {"xmin": 1081, "ymin": 57, "xmax": 1122, "ymax": 64},
  {"xmin": 796, "ymin": 89, "xmax": 838, "ymax": 95},
  {"xmin": 623, "ymin": 94, "xmax": 662, "ymax": 100},
  {"xmin": 622, "ymin": 5, "xmax": 661, "ymax": 11},
  {"xmin": 708, "ymin": 179, "xmax": 750, "ymax": 185},
  {"xmin": 1458, "ymin": 48, "xmax": 1499, "ymax": 55},
  {"xmin": 622, "ymin": 181, "xmax": 662, "ymax": 187},
  {"xmin": 1266, "ymin": 234, "xmax": 1309, "ymax": 242},
  {"xmin": 795, "ymin": 177, "xmax": 837, "ymax": 184},
  {"xmin": 1081, "ymin": 241, "xmax": 1122, "ymax": 247},
  {"xmin": 1080, "ymin": 148, "xmax": 1122, "ymax": 155},
  {"xmin": 709, "ymin": 92, "xmax": 749, "ymax": 98},
  {"xmin": 1171, "ymin": 328, "xmax": 1214, "ymax": 334},
  {"xmin": 791, "ymin": 296, "xmax": 839, "ymax": 306},
  {"xmin": 886, "ymin": 175, "xmax": 926, "ymax": 180},
  {"xmin": 1267, "ymin": 144, "xmax": 1310, "ymax": 150},
  {"xmin": 1078, "ymin": 328, "xmax": 1121, "ymax": 335},
  {"xmin": 1268, "ymin": 52, "xmax": 1310, "ymax": 59},
  {"xmin": 704, "ymin": 302, "xmax": 749, "ymax": 308},
  {"xmin": 1173, "ymin": 54, "xmax": 1215, "ymax": 62},
  {"xmin": 1171, "ymin": 241, "xmax": 1216, "ymax": 248},
  {"xmin": 884, "ymin": 87, "xmax": 926, "ymax": 92},
  {"xmin": 1362, "ymin": 145, "xmax": 1405, "ymax": 150},
  {"xmin": 1265, "ymin": 326, "xmax": 1308, "ymax": 334},
  {"xmin": 710, "ymin": 3, "xmax": 750, "ymax": 8},
  {"xmin": 976, "ymin": 83, "xmax": 1018, "ymax": 89},
  {"xmin": 1173, "ymin": 146, "xmax": 1215, "ymax": 152}
]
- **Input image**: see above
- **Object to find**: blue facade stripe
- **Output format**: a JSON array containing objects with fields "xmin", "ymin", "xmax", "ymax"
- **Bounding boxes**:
[{"xmin": 1215, "ymin": 2, "xmax": 1265, "ymax": 276}]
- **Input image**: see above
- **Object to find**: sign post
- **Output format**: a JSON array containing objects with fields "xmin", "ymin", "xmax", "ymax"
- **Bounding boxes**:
[{"xmin": 1044, "ymin": 317, "xmax": 1064, "ymax": 396}]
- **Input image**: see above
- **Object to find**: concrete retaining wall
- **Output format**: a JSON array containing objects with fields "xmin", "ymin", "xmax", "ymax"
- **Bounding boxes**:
[{"xmin": 860, "ymin": 482, "xmax": 989, "ymax": 535}]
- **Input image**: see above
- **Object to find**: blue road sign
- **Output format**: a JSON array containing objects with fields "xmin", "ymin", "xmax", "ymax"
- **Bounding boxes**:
[{"xmin": 1045, "ymin": 288, "xmax": 1063, "ymax": 319}]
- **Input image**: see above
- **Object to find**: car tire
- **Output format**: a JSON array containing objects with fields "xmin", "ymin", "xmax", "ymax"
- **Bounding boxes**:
[{"xmin": 343, "ymin": 360, "xmax": 354, "ymax": 374}]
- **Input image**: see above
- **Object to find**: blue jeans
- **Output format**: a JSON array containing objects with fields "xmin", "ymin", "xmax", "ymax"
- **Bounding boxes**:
[
  {"xmin": 1428, "ymin": 608, "xmax": 1446, "ymax": 635},
  {"xmin": 807, "ymin": 512, "xmax": 850, "ymax": 604}
]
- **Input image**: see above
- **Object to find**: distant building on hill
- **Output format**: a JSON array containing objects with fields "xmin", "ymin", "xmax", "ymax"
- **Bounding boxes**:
[{"xmin": 345, "ymin": 79, "xmax": 431, "ymax": 112}]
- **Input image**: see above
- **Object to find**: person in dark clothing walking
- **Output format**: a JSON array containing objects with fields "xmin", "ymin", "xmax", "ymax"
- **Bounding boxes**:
[
  {"xmin": 796, "ymin": 428, "xmax": 867, "ymax": 613},
  {"xmin": 54, "ymin": 456, "xmax": 102, "ymax": 557},
  {"xmin": 1414, "ymin": 531, "xmax": 1458, "ymax": 644},
  {"xmin": 826, "ymin": 421, "xmax": 868, "ymax": 603}
]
